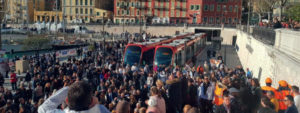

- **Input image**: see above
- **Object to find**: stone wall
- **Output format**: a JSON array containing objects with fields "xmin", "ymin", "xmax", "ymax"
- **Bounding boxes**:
[{"xmin": 236, "ymin": 30, "xmax": 300, "ymax": 87}]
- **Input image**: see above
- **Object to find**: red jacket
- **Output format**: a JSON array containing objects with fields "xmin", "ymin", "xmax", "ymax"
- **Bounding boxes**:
[
  {"xmin": 104, "ymin": 73, "xmax": 110, "ymax": 80},
  {"xmin": 10, "ymin": 73, "xmax": 17, "ymax": 83}
]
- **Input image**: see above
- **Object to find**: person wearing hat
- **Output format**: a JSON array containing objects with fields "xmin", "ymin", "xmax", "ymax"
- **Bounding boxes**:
[
  {"xmin": 261, "ymin": 78, "xmax": 278, "ymax": 96},
  {"xmin": 277, "ymin": 80, "xmax": 292, "ymax": 113}
]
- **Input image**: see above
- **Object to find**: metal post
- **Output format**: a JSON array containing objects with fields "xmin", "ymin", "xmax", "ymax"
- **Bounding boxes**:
[
  {"xmin": 55, "ymin": 0, "xmax": 58, "ymax": 39},
  {"xmin": 0, "ymin": 19, "xmax": 2, "ymax": 50},
  {"xmin": 247, "ymin": 0, "xmax": 251, "ymax": 33},
  {"xmin": 102, "ymin": 12, "xmax": 104, "ymax": 34}
]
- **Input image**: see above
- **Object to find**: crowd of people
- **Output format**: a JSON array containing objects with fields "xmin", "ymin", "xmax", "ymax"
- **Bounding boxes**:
[
  {"xmin": 259, "ymin": 18, "xmax": 300, "ymax": 30},
  {"xmin": 0, "ymin": 37, "xmax": 299, "ymax": 113}
]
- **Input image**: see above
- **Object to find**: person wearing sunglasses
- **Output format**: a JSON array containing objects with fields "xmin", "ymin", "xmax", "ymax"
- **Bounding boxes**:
[{"xmin": 283, "ymin": 95, "xmax": 298, "ymax": 113}]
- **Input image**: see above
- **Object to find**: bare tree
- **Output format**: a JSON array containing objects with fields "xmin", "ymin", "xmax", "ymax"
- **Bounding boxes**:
[
  {"xmin": 253, "ymin": 0, "xmax": 270, "ymax": 22},
  {"xmin": 0, "ymin": 0, "xmax": 7, "ymax": 50},
  {"xmin": 262, "ymin": 0, "xmax": 278, "ymax": 22},
  {"xmin": 277, "ymin": 0, "xmax": 289, "ymax": 21}
]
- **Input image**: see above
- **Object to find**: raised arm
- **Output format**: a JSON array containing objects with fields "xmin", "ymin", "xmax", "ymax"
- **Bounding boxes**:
[{"xmin": 38, "ymin": 87, "xmax": 69, "ymax": 113}]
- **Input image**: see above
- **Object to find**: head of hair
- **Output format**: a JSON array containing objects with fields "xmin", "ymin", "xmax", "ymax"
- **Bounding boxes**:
[
  {"xmin": 116, "ymin": 100, "xmax": 130, "ymax": 113},
  {"xmin": 139, "ymin": 107, "xmax": 146, "ymax": 113},
  {"xmin": 292, "ymin": 86, "xmax": 299, "ymax": 93},
  {"xmin": 251, "ymin": 78, "xmax": 260, "ymax": 87},
  {"xmin": 261, "ymin": 96, "xmax": 275, "ymax": 109},
  {"xmin": 183, "ymin": 105, "xmax": 192, "ymax": 113},
  {"xmin": 266, "ymin": 83, "xmax": 272, "ymax": 86},
  {"xmin": 285, "ymin": 95, "xmax": 294, "ymax": 103},
  {"xmin": 67, "ymin": 81, "xmax": 92, "ymax": 111},
  {"xmin": 150, "ymin": 86, "xmax": 161, "ymax": 98},
  {"xmin": 187, "ymin": 107, "xmax": 200, "ymax": 113}
]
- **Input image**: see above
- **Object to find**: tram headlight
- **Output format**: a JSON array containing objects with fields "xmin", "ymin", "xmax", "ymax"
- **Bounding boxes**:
[{"xmin": 154, "ymin": 62, "xmax": 158, "ymax": 65}]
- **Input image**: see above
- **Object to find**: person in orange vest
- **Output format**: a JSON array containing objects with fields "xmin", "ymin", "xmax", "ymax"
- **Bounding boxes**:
[
  {"xmin": 277, "ymin": 80, "xmax": 292, "ymax": 113},
  {"xmin": 196, "ymin": 65, "xmax": 204, "ymax": 75},
  {"xmin": 261, "ymin": 77, "xmax": 278, "ymax": 96},
  {"xmin": 214, "ymin": 77, "xmax": 229, "ymax": 106}
]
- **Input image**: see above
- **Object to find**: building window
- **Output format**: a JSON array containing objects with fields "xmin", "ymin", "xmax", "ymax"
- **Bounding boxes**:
[
  {"xmin": 103, "ymin": 13, "xmax": 106, "ymax": 16},
  {"xmin": 209, "ymin": 17, "xmax": 214, "ymax": 23},
  {"xmin": 176, "ymin": 10, "xmax": 180, "ymax": 17},
  {"xmin": 97, "ymin": 12, "xmax": 100, "ymax": 16},
  {"xmin": 154, "ymin": 10, "xmax": 158, "ymax": 16},
  {"xmin": 229, "ymin": 5, "xmax": 233, "ymax": 12},
  {"xmin": 182, "ymin": 11, "xmax": 186, "ymax": 17},
  {"xmin": 228, "ymin": 18, "xmax": 232, "ymax": 24},
  {"xmin": 204, "ymin": 5, "xmax": 209, "ymax": 11},
  {"xmin": 90, "ymin": 0, "xmax": 92, "ymax": 5},
  {"xmin": 203, "ymin": 17, "xmax": 207, "ymax": 23},
  {"xmin": 127, "ymin": 10, "xmax": 130, "ymax": 15},
  {"xmin": 222, "ymin": 18, "xmax": 226, "ymax": 23},
  {"xmin": 118, "ymin": 10, "xmax": 120, "ymax": 15},
  {"xmin": 76, "ymin": 8, "xmax": 78, "ymax": 14},
  {"xmin": 117, "ymin": 2, "xmax": 120, "ymax": 7},
  {"xmin": 234, "ymin": 18, "xmax": 238, "ymax": 23},
  {"xmin": 196, "ymin": 5, "xmax": 200, "ymax": 10},
  {"xmin": 122, "ymin": 10, "xmax": 124, "ymax": 15},
  {"xmin": 76, "ymin": 0, "xmax": 78, "ymax": 5},
  {"xmin": 80, "ymin": 0, "xmax": 82, "ymax": 5},
  {"xmin": 85, "ymin": 8, "xmax": 88, "ymax": 14},
  {"xmin": 85, "ymin": 0, "xmax": 88, "ymax": 5},
  {"xmin": 234, "ymin": 5, "xmax": 238, "ymax": 12},
  {"xmin": 137, "ymin": 10, "xmax": 140, "ymax": 15},
  {"xmin": 190, "ymin": 5, "xmax": 194, "ymax": 10},
  {"xmin": 210, "ymin": 5, "xmax": 214, "ymax": 11},
  {"xmin": 216, "ymin": 17, "xmax": 220, "ymax": 23},
  {"xmin": 90, "ymin": 9, "xmax": 93, "ymax": 14},
  {"xmin": 80, "ymin": 8, "xmax": 83, "ymax": 14},
  {"xmin": 132, "ymin": 2, "xmax": 134, "ymax": 7},
  {"xmin": 217, "ymin": 5, "xmax": 221, "ymax": 12},
  {"xmin": 223, "ymin": 5, "xmax": 227, "ymax": 12}
]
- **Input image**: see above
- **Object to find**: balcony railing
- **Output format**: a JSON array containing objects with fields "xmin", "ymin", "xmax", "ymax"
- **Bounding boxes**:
[{"xmin": 237, "ymin": 25, "xmax": 276, "ymax": 45}]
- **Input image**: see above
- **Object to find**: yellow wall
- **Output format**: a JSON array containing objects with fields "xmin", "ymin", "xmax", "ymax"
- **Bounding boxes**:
[
  {"xmin": 62, "ymin": 0, "xmax": 94, "ymax": 23},
  {"xmin": 93, "ymin": 8, "xmax": 113, "ymax": 22},
  {"xmin": 34, "ymin": 10, "xmax": 63, "ymax": 22}
]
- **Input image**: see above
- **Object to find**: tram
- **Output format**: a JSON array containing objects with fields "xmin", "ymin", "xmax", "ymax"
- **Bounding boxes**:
[
  {"xmin": 123, "ymin": 32, "xmax": 194, "ymax": 66},
  {"xmin": 153, "ymin": 33, "xmax": 207, "ymax": 68}
]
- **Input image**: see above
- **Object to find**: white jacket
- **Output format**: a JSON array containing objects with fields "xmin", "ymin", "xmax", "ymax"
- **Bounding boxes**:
[{"xmin": 38, "ymin": 87, "xmax": 110, "ymax": 113}]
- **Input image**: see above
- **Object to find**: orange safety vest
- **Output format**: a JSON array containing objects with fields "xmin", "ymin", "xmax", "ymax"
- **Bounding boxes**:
[
  {"xmin": 261, "ymin": 86, "xmax": 279, "ymax": 98},
  {"xmin": 214, "ymin": 84, "xmax": 225, "ymax": 106},
  {"xmin": 277, "ymin": 87, "xmax": 291, "ymax": 110}
]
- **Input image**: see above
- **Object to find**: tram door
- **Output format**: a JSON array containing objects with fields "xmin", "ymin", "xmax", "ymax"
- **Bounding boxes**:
[{"xmin": 212, "ymin": 37, "xmax": 223, "ymax": 51}]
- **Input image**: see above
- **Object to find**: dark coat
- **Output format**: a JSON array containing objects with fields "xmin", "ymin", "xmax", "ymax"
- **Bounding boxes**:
[
  {"xmin": 215, "ymin": 104, "xmax": 241, "ymax": 113},
  {"xmin": 166, "ymin": 78, "xmax": 182, "ymax": 113}
]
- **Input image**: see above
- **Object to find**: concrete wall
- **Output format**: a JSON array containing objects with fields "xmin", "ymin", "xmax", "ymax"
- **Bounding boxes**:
[
  {"xmin": 236, "ymin": 30, "xmax": 300, "ymax": 87},
  {"xmin": 274, "ymin": 29, "xmax": 300, "ymax": 61}
]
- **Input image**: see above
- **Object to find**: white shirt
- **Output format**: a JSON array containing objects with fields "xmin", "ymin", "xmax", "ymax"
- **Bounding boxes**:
[{"xmin": 294, "ymin": 95, "xmax": 300, "ymax": 112}]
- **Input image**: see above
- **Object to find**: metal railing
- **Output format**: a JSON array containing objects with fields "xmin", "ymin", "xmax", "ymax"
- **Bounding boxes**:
[{"xmin": 237, "ymin": 25, "xmax": 276, "ymax": 45}]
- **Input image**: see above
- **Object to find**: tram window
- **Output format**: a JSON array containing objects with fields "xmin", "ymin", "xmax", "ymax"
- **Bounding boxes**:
[{"xmin": 142, "ymin": 49, "xmax": 155, "ymax": 66}]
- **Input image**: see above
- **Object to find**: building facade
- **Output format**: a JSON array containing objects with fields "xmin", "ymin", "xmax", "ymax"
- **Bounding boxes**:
[
  {"xmin": 113, "ymin": 0, "xmax": 242, "ymax": 24},
  {"xmin": 6, "ymin": 0, "xmax": 35, "ymax": 23},
  {"xmin": 34, "ymin": 10, "xmax": 63, "ymax": 22},
  {"xmin": 62, "ymin": 0, "xmax": 94, "ymax": 23},
  {"xmin": 200, "ymin": 0, "xmax": 242, "ymax": 24},
  {"xmin": 93, "ymin": 8, "xmax": 113, "ymax": 23}
]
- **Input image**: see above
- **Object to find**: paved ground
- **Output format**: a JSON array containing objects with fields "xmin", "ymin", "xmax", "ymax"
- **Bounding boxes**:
[{"xmin": 195, "ymin": 44, "xmax": 242, "ymax": 68}]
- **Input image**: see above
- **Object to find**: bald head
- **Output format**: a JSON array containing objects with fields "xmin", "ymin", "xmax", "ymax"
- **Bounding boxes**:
[{"xmin": 116, "ymin": 100, "xmax": 130, "ymax": 113}]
